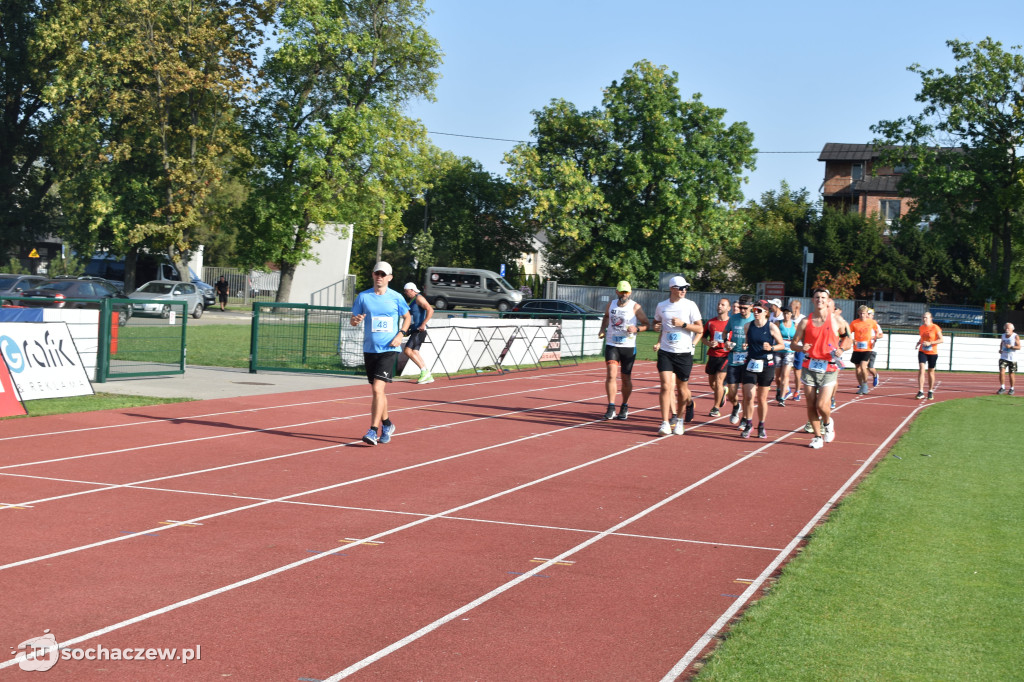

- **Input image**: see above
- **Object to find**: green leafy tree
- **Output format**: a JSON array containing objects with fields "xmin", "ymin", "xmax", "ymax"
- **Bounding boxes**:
[
  {"xmin": 872, "ymin": 38, "xmax": 1024, "ymax": 319},
  {"xmin": 38, "ymin": 0, "xmax": 269, "ymax": 290},
  {"xmin": 0, "ymin": 0, "xmax": 61, "ymax": 264},
  {"xmin": 236, "ymin": 0, "xmax": 442, "ymax": 301},
  {"xmin": 505, "ymin": 60, "xmax": 756, "ymax": 288},
  {"xmin": 400, "ymin": 156, "xmax": 533, "ymax": 277},
  {"xmin": 730, "ymin": 182, "xmax": 816, "ymax": 293}
]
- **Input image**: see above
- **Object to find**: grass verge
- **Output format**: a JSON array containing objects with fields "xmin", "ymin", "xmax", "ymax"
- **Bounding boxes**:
[
  {"xmin": 4, "ymin": 393, "xmax": 191, "ymax": 419},
  {"xmin": 694, "ymin": 396, "xmax": 1023, "ymax": 680}
]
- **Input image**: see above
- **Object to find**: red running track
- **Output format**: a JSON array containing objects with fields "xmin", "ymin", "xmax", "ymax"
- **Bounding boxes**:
[{"xmin": 0, "ymin": 364, "xmax": 996, "ymax": 680}]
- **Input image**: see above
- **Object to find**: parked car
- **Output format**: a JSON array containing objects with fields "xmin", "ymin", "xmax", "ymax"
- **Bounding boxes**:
[
  {"xmin": 85, "ymin": 252, "xmax": 215, "ymax": 308},
  {"xmin": 18, "ymin": 278, "xmax": 132, "ymax": 325},
  {"xmin": 0, "ymin": 274, "xmax": 48, "ymax": 296},
  {"xmin": 128, "ymin": 280, "xmax": 204, "ymax": 318},
  {"xmin": 508, "ymin": 299, "xmax": 603, "ymax": 319}
]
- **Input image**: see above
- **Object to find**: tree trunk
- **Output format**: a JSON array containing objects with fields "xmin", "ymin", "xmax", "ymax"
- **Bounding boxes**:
[
  {"xmin": 125, "ymin": 248, "xmax": 140, "ymax": 293},
  {"xmin": 276, "ymin": 263, "xmax": 296, "ymax": 303}
]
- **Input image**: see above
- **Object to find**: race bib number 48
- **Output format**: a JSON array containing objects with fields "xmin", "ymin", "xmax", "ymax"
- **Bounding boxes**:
[{"xmin": 372, "ymin": 316, "xmax": 394, "ymax": 334}]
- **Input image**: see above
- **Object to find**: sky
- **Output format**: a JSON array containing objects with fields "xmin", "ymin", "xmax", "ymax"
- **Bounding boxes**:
[{"xmin": 405, "ymin": 0, "xmax": 1024, "ymax": 205}]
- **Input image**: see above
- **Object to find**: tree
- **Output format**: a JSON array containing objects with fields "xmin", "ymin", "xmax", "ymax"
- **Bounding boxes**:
[
  {"xmin": 399, "ymin": 156, "xmax": 533, "ymax": 280},
  {"xmin": 0, "ymin": 0, "xmax": 61, "ymax": 265},
  {"xmin": 236, "ymin": 0, "xmax": 442, "ymax": 301},
  {"xmin": 38, "ymin": 0, "xmax": 269, "ymax": 290},
  {"xmin": 872, "ymin": 38, "xmax": 1024, "ymax": 319},
  {"xmin": 730, "ymin": 182, "xmax": 815, "ymax": 293},
  {"xmin": 505, "ymin": 60, "xmax": 756, "ymax": 288}
]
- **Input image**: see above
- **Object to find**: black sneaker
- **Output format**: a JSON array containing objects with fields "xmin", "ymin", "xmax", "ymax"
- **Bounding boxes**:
[
  {"xmin": 741, "ymin": 421, "xmax": 752, "ymax": 438},
  {"xmin": 616, "ymin": 404, "xmax": 629, "ymax": 420},
  {"xmin": 915, "ymin": 391, "xmax": 925, "ymax": 400},
  {"xmin": 709, "ymin": 407, "xmax": 721, "ymax": 417},
  {"xmin": 685, "ymin": 401, "xmax": 695, "ymax": 423},
  {"xmin": 757, "ymin": 423, "xmax": 767, "ymax": 439},
  {"xmin": 603, "ymin": 404, "xmax": 616, "ymax": 420},
  {"xmin": 928, "ymin": 391, "xmax": 934, "ymax": 400}
]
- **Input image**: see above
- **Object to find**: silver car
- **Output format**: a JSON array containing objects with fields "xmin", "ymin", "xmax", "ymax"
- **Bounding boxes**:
[{"xmin": 129, "ymin": 280, "xmax": 204, "ymax": 318}]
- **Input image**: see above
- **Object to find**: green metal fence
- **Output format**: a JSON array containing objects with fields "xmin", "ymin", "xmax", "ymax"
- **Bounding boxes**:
[
  {"xmin": 249, "ymin": 302, "xmax": 364, "ymax": 375},
  {"xmin": 0, "ymin": 296, "xmax": 187, "ymax": 382}
]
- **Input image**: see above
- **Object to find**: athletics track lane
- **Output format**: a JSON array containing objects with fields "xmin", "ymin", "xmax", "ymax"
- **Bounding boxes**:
[{"xmin": 0, "ymin": 366, "xmax": 994, "ymax": 680}]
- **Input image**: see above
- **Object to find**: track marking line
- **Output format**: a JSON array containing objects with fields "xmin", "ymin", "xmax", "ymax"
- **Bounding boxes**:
[
  {"xmin": 0, "ymin": 365, "xmax": 612, "ymax": 444},
  {"xmin": 0, "ymin": 397, "xmax": 761, "ymax": 672},
  {"xmin": 0, "ymin": 391, "xmax": 667, "ymax": 571},
  {"xmin": 658, "ymin": 402, "xmax": 930, "ymax": 681},
  {"xmin": 0, "ymin": 384, "xmax": 662, "ymax": 512},
  {"xmin": 321, "ymin": 422, "xmax": 792, "ymax": 680},
  {"xmin": 158, "ymin": 520, "xmax": 203, "ymax": 527},
  {"xmin": 0, "ymin": 373, "xmax": 634, "ymax": 473},
  {"xmin": 529, "ymin": 558, "xmax": 575, "ymax": 566},
  {"xmin": 342, "ymin": 538, "xmax": 383, "ymax": 546}
]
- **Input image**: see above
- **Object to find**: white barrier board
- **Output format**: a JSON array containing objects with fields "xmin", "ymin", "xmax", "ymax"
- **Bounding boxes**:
[{"xmin": 0, "ymin": 322, "xmax": 95, "ymax": 400}]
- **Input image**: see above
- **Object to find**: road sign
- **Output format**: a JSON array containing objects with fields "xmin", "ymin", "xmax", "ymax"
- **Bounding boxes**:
[{"xmin": 28, "ymin": 249, "xmax": 39, "ymax": 258}]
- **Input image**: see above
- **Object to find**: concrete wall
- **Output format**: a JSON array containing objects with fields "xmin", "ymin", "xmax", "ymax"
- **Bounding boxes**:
[{"xmin": 287, "ymin": 224, "xmax": 354, "ymax": 305}]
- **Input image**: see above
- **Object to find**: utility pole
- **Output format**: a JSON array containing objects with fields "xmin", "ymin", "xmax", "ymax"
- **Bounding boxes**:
[
  {"xmin": 376, "ymin": 198, "xmax": 385, "ymax": 263},
  {"xmin": 802, "ymin": 246, "xmax": 814, "ymax": 298}
]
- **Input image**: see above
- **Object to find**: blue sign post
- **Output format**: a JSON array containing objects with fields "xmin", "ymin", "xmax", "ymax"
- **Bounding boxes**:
[{"xmin": 500, "ymin": 263, "xmax": 506, "ymax": 277}]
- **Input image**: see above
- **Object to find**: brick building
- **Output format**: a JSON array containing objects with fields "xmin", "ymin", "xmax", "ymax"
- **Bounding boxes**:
[{"xmin": 819, "ymin": 143, "xmax": 912, "ymax": 232}]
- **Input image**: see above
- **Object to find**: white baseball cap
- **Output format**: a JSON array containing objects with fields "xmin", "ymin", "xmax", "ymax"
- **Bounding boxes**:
[
  {"xmin": 768, "ymin": 298, "xmax": 782, "ymax": 307},
  {"xmin": 372, "ymin": 261, "xmax": 392, "ymax": 275},
  {"xmin": 403, "ymin": 282, "xmax": 420, "ymax": 293},
  {"xmin": 669, "ymin": 275, "xmax": 689, "ymax": 289}
]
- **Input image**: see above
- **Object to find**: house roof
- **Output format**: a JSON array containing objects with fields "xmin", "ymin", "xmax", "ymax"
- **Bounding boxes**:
[
  {"xmin": 854, "ymin": 175, "xmax": 901, "ymax": 193},
  {"xmin": 818, "ymin": 143, "xmax": 879, "ymax": 162}
]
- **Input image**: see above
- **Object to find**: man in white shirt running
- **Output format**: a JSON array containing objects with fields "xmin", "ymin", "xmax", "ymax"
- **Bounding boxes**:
[
  {"xmin": 653, "ymin": 276, "xmax": 703, "ymax": 436},
  {"xmin": 597, "ymin": 280, "xmax": 650, "ymax": 420}
]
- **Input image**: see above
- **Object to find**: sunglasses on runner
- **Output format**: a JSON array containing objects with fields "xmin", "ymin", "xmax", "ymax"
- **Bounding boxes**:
[{"xmin": 373, "ymin": 271, "xmax": 389, "ymax": 277}]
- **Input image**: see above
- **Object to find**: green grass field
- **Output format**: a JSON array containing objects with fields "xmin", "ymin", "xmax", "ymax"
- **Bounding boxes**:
[{"xmin": 694, "ymin": 396, "xmax": 1023, "ymax": 680}]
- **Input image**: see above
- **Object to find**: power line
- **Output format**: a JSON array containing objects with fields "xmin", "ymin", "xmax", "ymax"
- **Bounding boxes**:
[{"xmin": 425, "ymin": 130, "xmax": 819, "ymax": 153}]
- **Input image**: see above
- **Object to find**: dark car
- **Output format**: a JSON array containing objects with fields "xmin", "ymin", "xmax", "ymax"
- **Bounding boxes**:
[
  {"xmin": 0, "ymin": 273, "xmax": 48, "ymax": 296},
  {"xmin": 508, "ymin": 299, "xmax": 603, "ymax": 319},
  {"xmin": 18, "ymin": 279, "xmax": 132, "ymax": 326}
]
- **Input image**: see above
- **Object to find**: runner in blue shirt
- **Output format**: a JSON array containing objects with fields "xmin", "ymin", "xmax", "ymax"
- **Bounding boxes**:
[
  {"xmin": 350, "ymin": 261, "xmax": 412, "ymax": 445},
  {"xmin": 722, "ymin": 294, "xmax": 754, "ymax": 425}
]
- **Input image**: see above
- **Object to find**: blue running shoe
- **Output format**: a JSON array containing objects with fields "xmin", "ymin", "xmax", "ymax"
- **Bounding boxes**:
[
  {"xmin": 379, "ymin": 422, "xmax": 396, "ymax": 444},
  {"xmin": 362, "ymin": 428, "xmax": 378, "ymax": 446},
  {"xmin": 872, "ymin": 374, "xmax": 879, "ymax": 388}
]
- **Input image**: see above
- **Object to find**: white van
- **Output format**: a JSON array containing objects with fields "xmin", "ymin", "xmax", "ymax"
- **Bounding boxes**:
[{"xmin": 424, "ymin": 267, "xmax": 523, "ymax": 312}]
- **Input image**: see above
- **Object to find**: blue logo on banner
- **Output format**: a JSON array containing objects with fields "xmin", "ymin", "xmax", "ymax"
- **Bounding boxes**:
[
  {"xmin": 929, "ymin": 305, "xmax": 983, "ymax": 327},
  {"xmin": 0, "ymin": 336, "xmax": 25, "ymax": 373}
]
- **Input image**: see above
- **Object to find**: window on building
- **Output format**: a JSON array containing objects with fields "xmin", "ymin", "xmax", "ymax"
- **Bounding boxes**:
[
  {"xmin": 879, "ymin": 199, "xmax": 901, "ymax": 235},
  {"xmin": 851, "ymin": 163, "xmax": 864, "ymax": 181}
]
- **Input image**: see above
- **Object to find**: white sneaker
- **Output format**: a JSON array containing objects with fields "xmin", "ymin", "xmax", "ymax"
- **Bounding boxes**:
[
  {"xmin": 803, "ymin": 421, "xmax": 814, "ymax": 433},
  {"xmin": 808, "ymin": 436, "xmax": 824, "ymax": 449},
  {"xmin": 824, "ymin": 419, "xmax": 835, "ymax": 443},
  {"xmin": 673, "ymin": 420, "xmax": 685, "ymax": 436},
  {"xmin": 658, "ymin": 421, "xmax": 672, "ymax": 436}
]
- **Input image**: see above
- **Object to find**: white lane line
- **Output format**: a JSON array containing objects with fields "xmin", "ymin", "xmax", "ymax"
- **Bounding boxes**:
[
  {"xmin": 322, "ymin": 426, "xmax": 794, "ymax": 680},
  {"xmin": 658, "ymin": 402, "xmax": 929, "ymax": 681},
  {"xmin": 0, "ymin": 405, "xmax": 735, "ymax": 672},
  {"xmin": 0, "ymin": 364, "xmax": 609, "ymax": 443},
  {"xmin": 0, "ymin": 381, "xmax": 662, "ymax": 510},
  {"xmin": 1, "ymin": 461, "xmax": 785, "ymax": 554},
  {"xmin": 0, "ymin": 372, "xmax": 632, "ymax": 472},
  {"xmin": 0, "ymin": 390, "xmax": 667, "ymax": 571}
]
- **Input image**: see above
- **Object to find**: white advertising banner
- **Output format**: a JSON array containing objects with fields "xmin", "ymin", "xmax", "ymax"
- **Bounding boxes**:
[{"xmin": 0, "ymin": 322, "xmax": 95, "ymax": 400}]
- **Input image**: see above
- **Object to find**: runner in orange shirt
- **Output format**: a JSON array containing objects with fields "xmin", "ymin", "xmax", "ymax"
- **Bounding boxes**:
[
  {"xmin": 915, "ymin": 311, "xmax": 943, "ymax": 400},
  {"xmin": 850, "ymin": 305, "xmax": 883, "ymax": 394}
]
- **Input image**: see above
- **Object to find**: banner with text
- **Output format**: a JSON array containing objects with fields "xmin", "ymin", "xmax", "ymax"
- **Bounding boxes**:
[
  {"xmin": 0, "ymin": 350, "xmax": 27, "ymax": 417},
  {"xmin": 0, "ymin": 323, "xmax": 94, "ymax": 400}
]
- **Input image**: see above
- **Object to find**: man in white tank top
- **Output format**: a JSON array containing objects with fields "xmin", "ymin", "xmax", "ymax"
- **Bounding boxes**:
[
  {"xmin": 997, "ymin": 322, "xmax": 1020, "ymax": 395},
  {"xmin": 598, "ymin": 280, "xmax": 650, "ymax": 420}
]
